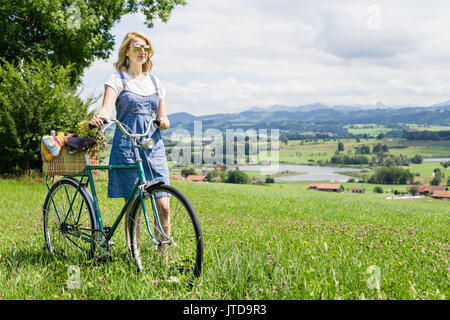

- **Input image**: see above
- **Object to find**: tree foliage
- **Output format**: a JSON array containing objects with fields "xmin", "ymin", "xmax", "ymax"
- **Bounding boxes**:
[
  {"xmin": 410, "ymin": 154, "xmax": 423, "ymax": 164},
  {"xmin": 0, "ymin": 0, "xmax": 186, "ymax": 83},
  {"xmin": 0, "ymin": 0, "xmax": 185, "ymax": 175},
  {"xmin": 0, "ymin": 58, "xmax": 93, "ymax": 175},
  {"xmin": 226, "ymin": 169, "xmax": 249, "ymax": 184},
  {"xmin": 331, "ymin": 154, "xmax": 369, "ymax": 165},
  {"xmin": 430, "ymin": 171, "xmax": 442, "ymax": 186},
  {"xmin": 181, "ymin": 167, "xmax": 196, "ymax": 178},
  {"xmin": 368, "ymin": 166, "xmax": 415, "ymax": 185},
  {"xmin": 404, "ymin": 130, "xmax": 450, "ymax": 141}
]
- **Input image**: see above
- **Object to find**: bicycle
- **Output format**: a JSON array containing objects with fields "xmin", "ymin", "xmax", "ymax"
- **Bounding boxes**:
[{"xmin": 42, "ymin": 118, "xmax": 203, "ymax": 277}]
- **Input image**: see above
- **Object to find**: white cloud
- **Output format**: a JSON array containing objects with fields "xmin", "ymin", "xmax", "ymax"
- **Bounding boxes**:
[{"xmin": 81, "ymin": 0, "xmax": 450, "ymax": 115}]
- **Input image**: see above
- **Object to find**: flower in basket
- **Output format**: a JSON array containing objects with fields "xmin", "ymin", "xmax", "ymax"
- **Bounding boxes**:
[{"xmin": 75, "ymin": 120, "xmax": 107, "ymax": 151}]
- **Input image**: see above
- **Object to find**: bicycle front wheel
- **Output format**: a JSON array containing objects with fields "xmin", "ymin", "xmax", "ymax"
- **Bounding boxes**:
[
  {"xmin": 43, "ymin": 178, "xmax": 97, "ymax": 260},
  {"xmin": 128, "ymin": 184, "xmax": 203, "ymax": 277}
]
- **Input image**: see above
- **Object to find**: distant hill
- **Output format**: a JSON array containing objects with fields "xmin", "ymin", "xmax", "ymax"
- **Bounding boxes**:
[
  {"xmin": 166, "ymin": 112, "xmax": 197, "ymax": 123},
  {"xmin": 165, "ymin": 104, "xmax": 450, "ymax": 140},
  {"xmin": 168, "ymin": 104, "xmax": 450, "ymax": 126}
]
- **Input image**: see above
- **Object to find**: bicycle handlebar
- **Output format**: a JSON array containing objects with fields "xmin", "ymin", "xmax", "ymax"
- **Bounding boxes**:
[{"xmin": 88, "ymin": 117, "xmax": 160, "ymax": 139}]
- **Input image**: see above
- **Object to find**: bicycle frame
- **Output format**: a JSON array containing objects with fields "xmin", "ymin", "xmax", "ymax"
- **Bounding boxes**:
[{"xmin": 45, "ymin": 118, "xmax": 169, "ymax": 247}]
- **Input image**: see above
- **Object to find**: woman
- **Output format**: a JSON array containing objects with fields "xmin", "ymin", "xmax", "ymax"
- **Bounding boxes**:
[{"xmin": 89, "ymin": 31, "xmax": 170, "ymax": 257}]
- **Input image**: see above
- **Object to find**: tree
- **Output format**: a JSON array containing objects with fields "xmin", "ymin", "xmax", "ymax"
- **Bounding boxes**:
[
  {"xmin": 205, "ymin": 168, "xmax": 220, "ymax": 182},
  {"xmin": 0, "ymin": 0, "xmax": 185, "ymax": 175},
  {"xmin": 0, "ymin": 58, "xmax": 92, "ymax": 175},
  {"xmin": 265, "ymin": 176, "xmax": 275, "ymax": 183},
  {"xmin": 0, "ymin": 0, "xmax": 186, "ymax": 83},
  {"xmin": 430, "ymin": 171, "xmax": 442, "ymax": 186},
  {"xmin": 372, "ymin": 143, "xmax": 388, "ymax": 153},
  {"xmin": 409, "ymin": 186, "xmax": 418, "ymax": 196},
  {"xmin": 410, "ymin": 154, "xmax": 423, "ymax": 164},
  {"xmin": 373, "ymin": 186, "xmax": 383, "ymax": 193},
  {"xmin": 226, "ymin": 169, "xmax": 249, "ymax": 184},
  {"xmin": 355, "ymin": 145, "xmax": 370, "ymax": 154},
  {"xmin": 337, "ymin": 141, "xmax": 344, "ymax": 152},
  {"xmin": 181, "ymin": 167, "xmax": 196, "ymax": 178},
  {"xmin": 368, "ymin": 166, "xmax": 415, "ymax": 185},
  {"xmin": 281, "ymin": 135, "xmax": 289, "ymax": 145}
]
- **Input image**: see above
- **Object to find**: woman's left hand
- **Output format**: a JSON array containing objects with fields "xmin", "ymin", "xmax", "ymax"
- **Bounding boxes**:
[
  {"xmin": 157, "ymin": 99, "xmax": 169, "ymax": 130},
  {"xmin": 158, "ymin": 116, "xmax": 170, "ymax": 130}
]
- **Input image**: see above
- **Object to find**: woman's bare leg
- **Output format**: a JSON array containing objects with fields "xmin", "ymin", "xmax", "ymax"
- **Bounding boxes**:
[{"xmin": 155, "ymin": 196, "xmax": 170, "ymax": 260}]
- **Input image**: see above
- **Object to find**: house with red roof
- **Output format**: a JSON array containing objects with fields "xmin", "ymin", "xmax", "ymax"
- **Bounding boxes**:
[
  {"xmin": 308, "ymin": 183, "xmax": 344, "ymax": 192},
  {"xmin": 409, "ymin": 185, "xmax": 447, "ymax": 195},
  {"xmin": 431, "ymin": 190, "xmax": 450, "ymax": 199},
  {"xmin": 186, "ymin": 175, "xmax": 207, "ymax": 182},
  {"xmin": 170, "ymin": 174, "xmax": 185, "ymax": 181}
]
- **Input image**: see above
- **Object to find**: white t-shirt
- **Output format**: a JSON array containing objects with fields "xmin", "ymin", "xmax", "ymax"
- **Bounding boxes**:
[{"xmin": 105, "ymin": 72, "xmax": 166, "ymax": 99}]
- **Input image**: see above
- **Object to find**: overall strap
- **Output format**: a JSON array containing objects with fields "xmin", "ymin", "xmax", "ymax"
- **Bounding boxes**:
[
  {"xmin": 119, "ymin": 72, "xmax": 127, "ymax": 91},
  {"xmin": 148, "ymin": 74, "xmax": 159, "ymax": 97}
]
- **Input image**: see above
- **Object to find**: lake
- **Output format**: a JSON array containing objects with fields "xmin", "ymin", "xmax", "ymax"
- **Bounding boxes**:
[
  {"xmin": 238, "ymin": 164, "xmax": 365, "ymax": 182},
  {"xmin": 423, "ymin": 158, "xmax": 450, "ymax": 163}
]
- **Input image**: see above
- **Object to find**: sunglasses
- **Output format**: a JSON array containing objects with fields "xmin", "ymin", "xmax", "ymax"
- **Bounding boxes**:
[{"xmin": 132, "ymin": 43, "xmax": 150, "ymax": 52}]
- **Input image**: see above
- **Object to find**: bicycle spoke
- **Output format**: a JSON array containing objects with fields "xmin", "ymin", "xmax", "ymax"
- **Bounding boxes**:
[
  {"xmin": 129, "ymin": 185, "xmax": 203, "ymax": 277},
  {"xmin": 43, "ymin": 179, "xmax": 96, "ymax": 260}
]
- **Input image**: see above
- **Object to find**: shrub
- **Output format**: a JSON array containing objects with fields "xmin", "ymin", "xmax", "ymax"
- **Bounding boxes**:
[
  {"xmin": 181, "ymin": 168, "xmax": 196, "ymax": 178},
  {"xmin": 0, "ymin": 58, "xmax": 93, "ymax": 175},
  {"xmin": 373, "ymin": 186, "xmax": 384, "ymax": 193},
  {"xmin": 410, "ymin": 154, "xmax": 423, "ymax": 164},
  {"xmin": 226, "ymin": 170, "xmax": 249, "ymax": 184},
  {"xmin": 205, "ymin": 169, "xmax": 221, "ymax": 182},
  {"xmin": 265, "ymin": 176, "xmax": 275, "ymax": 183},
  {"xmin": 430, "ymin": 172, "xmax": 442, "ymax": 186},
  {"xmin": 368, "ymin": 166, "xmax": 414, "ymax": 185},
  {"xmin": 409, "ymin": 186, "xmax": 419, "ymax": 196}
]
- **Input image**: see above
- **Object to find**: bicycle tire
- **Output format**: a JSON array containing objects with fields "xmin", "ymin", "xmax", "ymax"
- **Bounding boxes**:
[
  {"xmin": 128, "ymin": 184, "xmax": 203, "ymax": 277},
  {"xmin": 43, "ymin": 178, "xmax": 98, "ymax": 260}
]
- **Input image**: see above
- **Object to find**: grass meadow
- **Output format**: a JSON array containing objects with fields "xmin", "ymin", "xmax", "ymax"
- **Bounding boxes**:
[{"xmin": 0, "ymin": 177, "xmax": 448, "ymax": 300}]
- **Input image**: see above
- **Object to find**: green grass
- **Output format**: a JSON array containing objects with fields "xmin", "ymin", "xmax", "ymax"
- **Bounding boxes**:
[
  {"xmin": 277, "ymin": 138, "xmax": 450, "ymax": 167},
  {"xmin": 344, "ymin": 124, "xmax": 391, "ymax": 136},
  {"xmin": 0, "ymin": 178, "xmax": 448, "ymax": 300},
  {"xmin": 388, "ymin": 145, "xmax": 450, "ymax": 159},
  {"xmin": 405, "ymin": 124, "xmax": 450, "ymax": 132}
]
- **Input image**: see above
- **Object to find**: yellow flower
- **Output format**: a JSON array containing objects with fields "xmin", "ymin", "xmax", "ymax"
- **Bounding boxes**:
[{"xmin": 304, "ymin": 240, "xmax": 309, "ymax": 245}]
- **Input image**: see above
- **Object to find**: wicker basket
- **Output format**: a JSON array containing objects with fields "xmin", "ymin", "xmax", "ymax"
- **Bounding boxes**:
[{"xmin": 43, "ymin": 144, "xmax": 99, "ymax": 176}]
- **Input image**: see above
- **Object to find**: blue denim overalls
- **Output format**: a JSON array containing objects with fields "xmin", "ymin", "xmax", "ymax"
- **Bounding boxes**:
[{"xmin": 108, "ymin": 72, "xmax": 170, "ymax": 198}]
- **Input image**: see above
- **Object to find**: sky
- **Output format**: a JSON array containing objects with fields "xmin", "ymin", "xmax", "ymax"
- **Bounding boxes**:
[{"xmin": 81, "ymin": 0, "xmax": 450, "ymax": 116}]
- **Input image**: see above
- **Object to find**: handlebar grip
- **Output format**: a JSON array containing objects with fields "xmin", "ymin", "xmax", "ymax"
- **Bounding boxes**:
[
  {"xmin": 88, "ymin": 118, "xmax": 110, "ymax": 129},
  {"xmin": 154, "ymin": 119, "xmax": 161, "ymax": 126}
]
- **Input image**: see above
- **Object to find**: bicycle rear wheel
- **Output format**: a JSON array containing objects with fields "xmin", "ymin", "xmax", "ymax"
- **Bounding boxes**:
[
  {"xmin": 128, "ymin": 184, "xmax": 203, "ymax": 277},
  {"xmin": 43, "ymin": 178, "xmax": 97, "ymax": 260}
]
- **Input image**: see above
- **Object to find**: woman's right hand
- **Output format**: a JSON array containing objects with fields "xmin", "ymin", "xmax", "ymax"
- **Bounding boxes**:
[
  {"xmin": 89, "ymin": 85, "xmax": 117, "ymax": 128},
  {"xmin": 89, "ymin": 114, "xmax": 104, "ymax": 128}
]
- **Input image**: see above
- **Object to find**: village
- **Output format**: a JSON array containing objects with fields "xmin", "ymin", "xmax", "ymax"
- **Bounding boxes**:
[
  {"xmin": 170, "ymin": 170, "xmax": 450, "ymax": 200},
  {"xmin": 306, "ymin": 183, "xmax": 450, "ymax": 200}
]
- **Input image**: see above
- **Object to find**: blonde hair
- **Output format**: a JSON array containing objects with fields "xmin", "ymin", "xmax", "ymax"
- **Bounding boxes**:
[{"xmin": 114, "ymin": 32, "xmax": 154, "ymax": 72}]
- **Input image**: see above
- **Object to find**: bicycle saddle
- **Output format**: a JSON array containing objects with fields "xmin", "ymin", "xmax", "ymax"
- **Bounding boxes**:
[{"xmin": 65, "ymin": 137, "xmax": 97, "ymax": 150}]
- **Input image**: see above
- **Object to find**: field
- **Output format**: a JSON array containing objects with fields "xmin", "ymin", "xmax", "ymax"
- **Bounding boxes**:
[
  {"xmin": 275, "ymin": 138, "xmax": 450, "ymax": 185},
  {"xmin": 0, "ymin": 177, "xmax": 448, "ymax": 300}
]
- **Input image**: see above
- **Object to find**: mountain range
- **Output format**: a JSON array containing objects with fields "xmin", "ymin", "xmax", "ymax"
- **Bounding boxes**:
[{"xmin": 167, "ymin": 102, "xmax": 450, "ymax": 126}]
